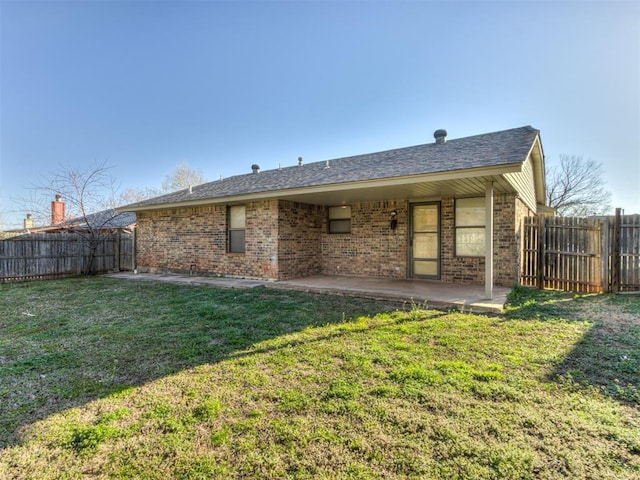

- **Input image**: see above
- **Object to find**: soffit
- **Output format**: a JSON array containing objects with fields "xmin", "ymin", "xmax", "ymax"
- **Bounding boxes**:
[
  {"xmin": 276, "ymin": 174, "xmax": 515, "ymax": 205},
  {"xmin": 127, "ymin": 168, "xmax": 519, "ymax": 212}
]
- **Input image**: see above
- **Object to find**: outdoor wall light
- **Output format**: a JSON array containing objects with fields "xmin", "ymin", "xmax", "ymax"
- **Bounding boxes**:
[{"xmin": 390, "ymin": 211, "xmax": 398, "ymax": 230}]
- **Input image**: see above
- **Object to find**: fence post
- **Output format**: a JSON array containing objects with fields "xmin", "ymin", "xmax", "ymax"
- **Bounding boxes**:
[
  {"xmin": 611, "ymin": 208, "xmax": 621, "ymax": 292},
  {"xmin": 75, "ymin": 234, "xmax": 82, "ymax": 275},
  {"xmin": 601, "ymin": 217, "xmax": 610, "ymax": 292},
  {"xmin": 133, "ymin": 228, "xmax": 137, "ymax": 272},
  {"xmin": 114, "ymin": 232, "xmax": 121, "ymax": 272},
  {"xmin": 536, "ymin": 215, "xmax": 546, "ymax": 289}
]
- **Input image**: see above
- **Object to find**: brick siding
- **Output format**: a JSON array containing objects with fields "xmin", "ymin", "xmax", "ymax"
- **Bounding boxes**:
[
  {"xmin": 136, "ymin": 201, "xmax": 280, "ymax": 280},
  {"xmin": 320, "ymin": 201, "xmax": 407, "ymax": 278},
  {"xmin": 135, "ymin": 194, "xmax": 529, "ymax": 286},
  {"xmin": 440, "ymin": 193, "xmax": 532, "ymax": 287},
  {"xmin": 277, "ymin": 201, "xmax": 323, "ymax": 279}
]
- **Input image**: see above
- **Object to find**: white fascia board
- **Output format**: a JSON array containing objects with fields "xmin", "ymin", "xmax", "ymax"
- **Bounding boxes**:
[{"xmin": 526, "ymin": 135, "xmax": 547, "ymax": 206}]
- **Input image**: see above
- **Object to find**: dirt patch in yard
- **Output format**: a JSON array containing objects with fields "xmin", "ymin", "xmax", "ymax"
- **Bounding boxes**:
[{"xmin": 573, "ymin": 295, "xmax": 640, "ymax": 335}]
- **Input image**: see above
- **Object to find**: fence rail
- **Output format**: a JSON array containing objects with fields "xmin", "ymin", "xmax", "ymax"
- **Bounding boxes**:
[
  {"xmin": 521, "ymin": 212, "xmax": 640, "ymax": 293},
  {"xmin": 0, "ymin": 232, "xmax": 134, "ymax": 283}
]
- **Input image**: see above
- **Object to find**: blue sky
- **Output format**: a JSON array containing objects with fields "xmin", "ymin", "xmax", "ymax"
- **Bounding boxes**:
[{"xmin": 1, "ymin": 0, "xmax": 638, "ymax": 228}]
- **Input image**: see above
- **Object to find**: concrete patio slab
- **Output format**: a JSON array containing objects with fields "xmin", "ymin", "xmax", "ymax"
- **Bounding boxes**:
[
  {"xmin": 106, "ymin": 272, "xmax": 268, "ymax": 289},
  {"xmin": 106, "ymin": 272, "xmax": 509, "ymax": 314},
  {"xmin": 271, "ymin": 275, "xmax": 509, "ymax": 314}
]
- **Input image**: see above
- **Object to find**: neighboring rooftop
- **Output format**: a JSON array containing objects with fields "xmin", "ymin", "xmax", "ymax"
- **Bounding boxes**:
[
  {"xmin": 122, "ymin": 126, "xmax": 541, "ymax": 211},
  {"xmin": 58, "ymin": 210, "xmax": 137, "ymax": 230}
]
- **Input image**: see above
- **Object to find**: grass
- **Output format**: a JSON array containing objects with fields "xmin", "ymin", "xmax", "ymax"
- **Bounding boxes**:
[{"xmin": 1, "ymin": 278, "xmax": 639, "ymax": 479}]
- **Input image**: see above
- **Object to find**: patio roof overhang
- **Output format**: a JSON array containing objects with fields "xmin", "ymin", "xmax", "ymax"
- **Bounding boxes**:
[{"xmin": 123, "ymin": 162, "xmax": 525, "ymax": 212}]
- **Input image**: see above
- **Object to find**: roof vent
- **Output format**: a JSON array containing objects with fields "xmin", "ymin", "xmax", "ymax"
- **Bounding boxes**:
[
  {"xmin": 251, "ymin": 164, "xmax": 260, "ymax": 174},
  {"xmin": 298, "ymin": 156, "xmax": 304, "ymax": 166},
  {"xmin": 434, "ymin": 129, "xmax": 447, "ymax": 144}
]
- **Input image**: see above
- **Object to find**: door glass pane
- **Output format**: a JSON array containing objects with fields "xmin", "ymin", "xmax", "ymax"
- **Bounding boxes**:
[
  {"xmin": 413, "ymin": 233, "xmax": 438, "ymax": 259},
  {"xmin": 413, "ymin": 206, "xmax": 438, "ymax": 231},
  {"xmin": 414, "ymin": 261, "xmax": 437, "ymax": 276},
  {"xmin": 411, "ymin": 204, "xmax": 440, "ymax": 278}
]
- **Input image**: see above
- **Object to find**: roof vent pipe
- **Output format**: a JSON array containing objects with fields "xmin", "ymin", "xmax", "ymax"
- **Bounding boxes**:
[
  {"xmin": 251, "ymin": 164, "xmax": 260, "ymax": 174},
  {"xmin": 298, "ymin": 156, "xmax": 303, "ymax": 166},
  {"xmin": 434, "ymin": 129, "xmax": 447, "ymax": 144}
]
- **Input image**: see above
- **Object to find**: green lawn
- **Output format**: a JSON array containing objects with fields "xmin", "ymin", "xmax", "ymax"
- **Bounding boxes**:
[{"xmin": 0, "ymin": 278, "xmax": 638, "ymax": 479}]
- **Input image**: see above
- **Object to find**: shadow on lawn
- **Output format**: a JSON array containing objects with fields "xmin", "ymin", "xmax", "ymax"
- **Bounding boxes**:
[
  {"xmin": 505, "ymin": 286, "xmax": 640, "ymax": 406},
  {"xmin": 0, "ymin": 277, "xmax": 405, "ymax": 450}
]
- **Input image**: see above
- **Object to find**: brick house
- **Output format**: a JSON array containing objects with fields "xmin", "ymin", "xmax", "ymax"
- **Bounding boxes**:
[{"xmin": 122, "ymin": 126, "xmax": 547, "ymax": 294}]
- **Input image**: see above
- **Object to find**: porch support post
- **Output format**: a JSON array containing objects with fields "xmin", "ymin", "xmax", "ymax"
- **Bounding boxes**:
[{"xmin": 485, "ymin": 181, "xmax": 494, "ymax": 299}]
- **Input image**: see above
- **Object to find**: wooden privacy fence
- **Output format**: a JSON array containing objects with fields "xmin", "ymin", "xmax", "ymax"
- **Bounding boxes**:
[
  {"xmin": 0, "ymin": 232, "xmax": 134, "ymax": 283},
  {"xmin": 521, "ymin": 211, "xmax": 640, "ymax": 293}
]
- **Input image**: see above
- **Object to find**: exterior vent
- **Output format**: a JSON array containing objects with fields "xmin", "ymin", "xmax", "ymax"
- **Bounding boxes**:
[
  {"xmin": 434, "ymin": 129, "xmax": 447, "ymax": 144},
  {"xmin": 251, "ymin": 164, "xmax": 260, "ymax": 174},
  {"xmin": 298, "ymin": 156, "xmax": 304, "ymax": 166}
]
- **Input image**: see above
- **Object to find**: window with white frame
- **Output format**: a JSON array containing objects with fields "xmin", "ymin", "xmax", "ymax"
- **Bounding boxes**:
[
  {"xmin": 228, "ymin": 205, "xmax": 246, "ymax": 253},
  {"xmin": 455, "ymin": 198, "xmax": 486, "ymax": 256},
  {"xmin": 328, "ymin": 206, "xmax": 351, "ymax": 234}
]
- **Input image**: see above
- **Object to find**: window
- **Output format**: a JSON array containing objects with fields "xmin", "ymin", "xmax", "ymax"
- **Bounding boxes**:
[
  {"xmin": 455, "ymin": 198, "xmax": 485, "ymax": 256},
  {"xmin": 328, "ymin": 206, "xmax": 351, "ymax": 234},
  {"xmin": 228, "ymin": 205, "xmax": 246, "ymax": 253}
]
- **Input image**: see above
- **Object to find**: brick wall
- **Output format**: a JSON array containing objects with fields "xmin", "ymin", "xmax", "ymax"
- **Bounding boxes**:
[
  {"xmin": 321, "ymin": 201, "xmax": 407, "ymax": 278},
  {"xmin": 135, "ymin": 194, "xmax": 529, "ymax": 286},
  {"xmin": 440, "ymin": 193, "xmax": 529, "ymax": 287},
  {"xmin": 136, "ymin": 200, "xmax": 280, "ymax": 280},
  {"xmin": 277, "ymin": 201, "xmax": 323, "ymax": 279}
]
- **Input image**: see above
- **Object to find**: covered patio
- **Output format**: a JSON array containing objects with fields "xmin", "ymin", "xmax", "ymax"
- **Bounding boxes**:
[{"xmin": 107, "ymin": 272, "xmax": 510, "ymax": 314}]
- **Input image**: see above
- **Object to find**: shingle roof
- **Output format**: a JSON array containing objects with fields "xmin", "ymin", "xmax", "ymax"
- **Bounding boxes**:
[
  {"xmin": 59, "ymin": 210, "xmax": 137, "ymax": 230},
  {"xmin": 123, "ymin": 126, "xmax": 539, "ymax": 210}
]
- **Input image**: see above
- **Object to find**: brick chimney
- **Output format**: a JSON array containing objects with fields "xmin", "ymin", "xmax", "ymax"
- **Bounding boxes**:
[{"xmin": 51, "ymin": 194, "xmax": 65, "ymax": 224}]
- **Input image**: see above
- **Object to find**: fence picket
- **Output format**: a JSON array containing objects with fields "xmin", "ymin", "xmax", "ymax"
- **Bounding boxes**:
[
  {"xmin": 522, "ymin": 214, "xmax": 640, "ymax": 293},
  {"xmin": 0, "ymin": 232, "xmax": 134, "ymax": 283}
]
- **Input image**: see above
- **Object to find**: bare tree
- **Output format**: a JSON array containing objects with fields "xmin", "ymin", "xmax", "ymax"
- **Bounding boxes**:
[
  {"xmin": 546, "ymin": 154, "xmax": 613, "ymax": 217},
  {"xmin": 113, "ymin": 163, "xmax": 208, "ymax": 208},
  {"xmin": 161, "ymin": 161, "xmax": 206, "ymax": 193},
  {"xmin": 18, "ymin": 161, "xmax": 127, "ymax": 273},
  {"xmin": 114, "ymin": 186, "xmax": 161, "ymax": 206}
]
